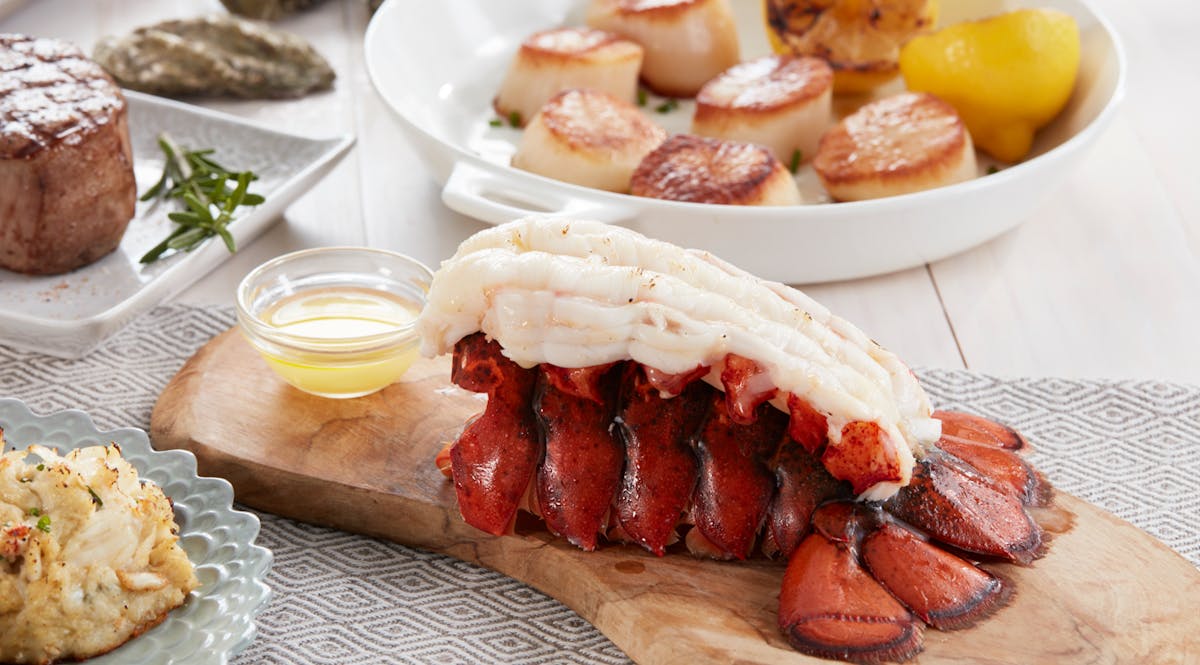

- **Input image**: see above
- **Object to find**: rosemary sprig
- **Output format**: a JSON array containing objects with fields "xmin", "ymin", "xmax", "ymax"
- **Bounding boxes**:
[{"xmin": 139, "ymin": 133, "xmax": 264, "ymax": 265}]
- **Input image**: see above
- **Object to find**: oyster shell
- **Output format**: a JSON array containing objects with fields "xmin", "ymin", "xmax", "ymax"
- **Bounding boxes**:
[
  {"xmin": 94, "ymin": 14, "xmax": 335, "ymax": 99},
  {"xmin": 220, "ymin": 0, "xmax": 326, "ymax": 20}
]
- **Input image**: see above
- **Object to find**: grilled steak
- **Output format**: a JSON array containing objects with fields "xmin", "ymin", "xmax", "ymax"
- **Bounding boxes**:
[{"xmin": 1, "ymin": 34, "xmax": 136, "ymax": 275}]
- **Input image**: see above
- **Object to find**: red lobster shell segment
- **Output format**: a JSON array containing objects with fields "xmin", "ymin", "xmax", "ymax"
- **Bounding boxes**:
[
  {"xmin": 535, "ymin": 363, "xmax": 624, "ymax": 551},
  {"xmin": 782, "ymin": 530, "xmax": 923, "ymax": 664},
  {"xmin": 884, "ymin": 454, "xmax": 1045, "ymax": 564},
  {"xmin": 446, "ymin": 334, "xmax": 540, "ymax": 536},
  {"xmin": 861, "ymin": 520, "xmax": 1009, "ymax": 632},
  {"xmin": 767, "ymin": 437, "xmax": 848, "ymax": 559},
  {"xmin": 614, "ymin": 366, "xmax": 708, "ymax": 556},
  {"xmin": 933, "ymin": 410, "xmax": 1028, "ymax": 450},
  {"xmin": 689, "ymin": 391, "xmax": 786, "ymax": 560},
  {"xmin": 442, "ymin": 333, "xmax": 1053, "ymax": 662}
]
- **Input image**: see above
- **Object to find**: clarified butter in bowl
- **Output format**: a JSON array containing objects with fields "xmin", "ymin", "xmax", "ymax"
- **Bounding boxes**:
[{"xmin": 236, "ymin": 247, "xmax": 432, "ymax": 398}]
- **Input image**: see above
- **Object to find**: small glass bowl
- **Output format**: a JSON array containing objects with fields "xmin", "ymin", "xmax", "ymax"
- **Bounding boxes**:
[{"xmin": 236, "ymin": 247, "xmax": 433, "ymax": 399}]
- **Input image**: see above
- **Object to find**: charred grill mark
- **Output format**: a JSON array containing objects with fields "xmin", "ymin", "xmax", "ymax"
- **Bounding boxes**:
[
  {"xmin": 766, "ymin": 2, "xmax": 790, "ymax": 35},
  {"xmin": 766, "ymin": 0, "xmax": 826, "ymax": 43},
  {"xmin": 1, "ymin": 35, "xmax": 125, "ymax": 160}
]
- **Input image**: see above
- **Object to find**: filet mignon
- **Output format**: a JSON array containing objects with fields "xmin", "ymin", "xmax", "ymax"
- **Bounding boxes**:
[{"xmin": 0, "ymin": 34, "xmax": 136, "ymax": 275}]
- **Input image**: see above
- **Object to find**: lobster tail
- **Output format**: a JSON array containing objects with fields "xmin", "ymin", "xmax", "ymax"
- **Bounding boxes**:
[{"xmin": 448, "ymin": 334, "xmax": 541, "ymax": 536}]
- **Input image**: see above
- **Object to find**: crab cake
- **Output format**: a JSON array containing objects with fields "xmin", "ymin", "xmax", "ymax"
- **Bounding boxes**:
[{"xmin": 0, "ymin": 442, "xmax": 197, "ymax": 664}]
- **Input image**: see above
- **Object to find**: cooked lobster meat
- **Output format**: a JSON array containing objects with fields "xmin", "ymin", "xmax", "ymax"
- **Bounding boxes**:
[{"xmin": 417, "ymin": 218, "xmax": 1051, "ymax": 662}]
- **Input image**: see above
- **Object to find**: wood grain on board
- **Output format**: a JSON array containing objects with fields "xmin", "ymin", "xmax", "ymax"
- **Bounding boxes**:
[{"xmin": 151, "ymin": 329, "xmax": 1200, "ymax": 665}]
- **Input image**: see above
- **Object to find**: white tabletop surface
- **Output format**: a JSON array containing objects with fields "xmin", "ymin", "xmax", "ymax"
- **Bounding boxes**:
[{"xmin": 3, "ymin": 0, "xmax": 1197, "ymax": 384}]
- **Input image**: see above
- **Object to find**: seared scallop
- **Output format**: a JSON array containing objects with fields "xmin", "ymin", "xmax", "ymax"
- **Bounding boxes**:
[
  {"xmin": 494, "ymin": 27, "xmax": 643, "ymax": 127},
  {"xmin": 586, "ymin": 0, "xmax": 740, "ymax": 97},
  {"xmin": 631, "ymin": 134, "xmax": 802, "ymax": 205},
  {"xmin": 692, "ymin": 55, "xmax": 833, "ymax": 164},
  {"xmin": 813, "ymin": 92, "xmax": 977, "ymax": 201},
  {"xmin": 512, "ymin": 88, "xmax": 668, "ymax": 192}
]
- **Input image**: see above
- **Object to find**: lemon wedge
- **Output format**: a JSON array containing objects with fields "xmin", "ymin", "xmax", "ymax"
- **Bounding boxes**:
[{"xmin": 899, "ymin": 8, "xmax": 1080, "ymax": 162}]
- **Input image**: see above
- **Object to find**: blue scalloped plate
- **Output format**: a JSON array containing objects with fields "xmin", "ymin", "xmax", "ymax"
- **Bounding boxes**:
[{"xmin": 0, "ymin": 398, "xmax": 272, "ymax": 665}]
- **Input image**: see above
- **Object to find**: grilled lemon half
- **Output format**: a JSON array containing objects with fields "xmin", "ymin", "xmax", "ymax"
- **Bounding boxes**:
[{"xmin": 764, "ymin": 0, "xmax": 937, "ymax": 93}]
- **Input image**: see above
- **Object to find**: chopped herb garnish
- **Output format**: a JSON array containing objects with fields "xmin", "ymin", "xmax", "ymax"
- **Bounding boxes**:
[
  {"xmin": 654, "ymin": 98, "xmax": 679, "ymax": 114},
  {"xmin": 27, "ymin": 507, "xmax": 40, "ymax": 517},
  {"xmin": 36, "ymin": 463, "xmax": 44, "ymax": 471},
  {"xmin": 636, "ymin": 88, "xmax": 647, "ymax": 107},
  {"xmin": 508, "ymin": 110, "xmax": 522, "ymax": 127},
  {"xmin": 789, "ymin": 149, "xmax": 802, "ymax": 174},
  {"xmin": 139, "ymin": 133, "xmax": 264, "ymax": 265},
  {"xmin": 986, "ymin": 165, "xmax": 1000, "ymax": 175},
  {"xmin": 87, "ymin": 487, "xmax": 104, "ymax": 508},
  {"xmin": 488, "ymin": 118, "xmax": 503, "ymax": 128},
  {"xmin": 35, "ymin": 515, "xmax": 51, "ymax": 533}
]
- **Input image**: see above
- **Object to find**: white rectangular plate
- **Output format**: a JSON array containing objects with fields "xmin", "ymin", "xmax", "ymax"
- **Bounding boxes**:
[{"xmin": 0, "ymin": 91, "xmax": 354, "ymax": 358}]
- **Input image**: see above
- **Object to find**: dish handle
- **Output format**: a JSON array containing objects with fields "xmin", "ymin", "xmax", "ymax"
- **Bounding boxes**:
[{"xmin": 441, "ymin": 161, "xmax": 635, "ymax": 225}]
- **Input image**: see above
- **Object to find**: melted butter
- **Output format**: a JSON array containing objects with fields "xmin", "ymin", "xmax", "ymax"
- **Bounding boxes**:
[{"xmin": 257, "ymin": 287, "xmax": 420, "ymax": 399}]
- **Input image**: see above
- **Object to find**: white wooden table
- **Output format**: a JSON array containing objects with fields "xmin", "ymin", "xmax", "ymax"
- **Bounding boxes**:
[{"xmin": 4, "ymin": 0, "xmax": 1197, "ymax": 384}]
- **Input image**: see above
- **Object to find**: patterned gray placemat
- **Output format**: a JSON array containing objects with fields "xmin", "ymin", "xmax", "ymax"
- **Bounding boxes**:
[{"xmin": 1, "ymin": 304, "xmax": 1197, "ymax": 664}]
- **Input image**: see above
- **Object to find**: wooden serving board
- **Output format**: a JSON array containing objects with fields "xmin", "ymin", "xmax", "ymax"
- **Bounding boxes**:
[{"xmin": 151, "ymin": 329, "xmax": 1200, "ymax": 664}]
